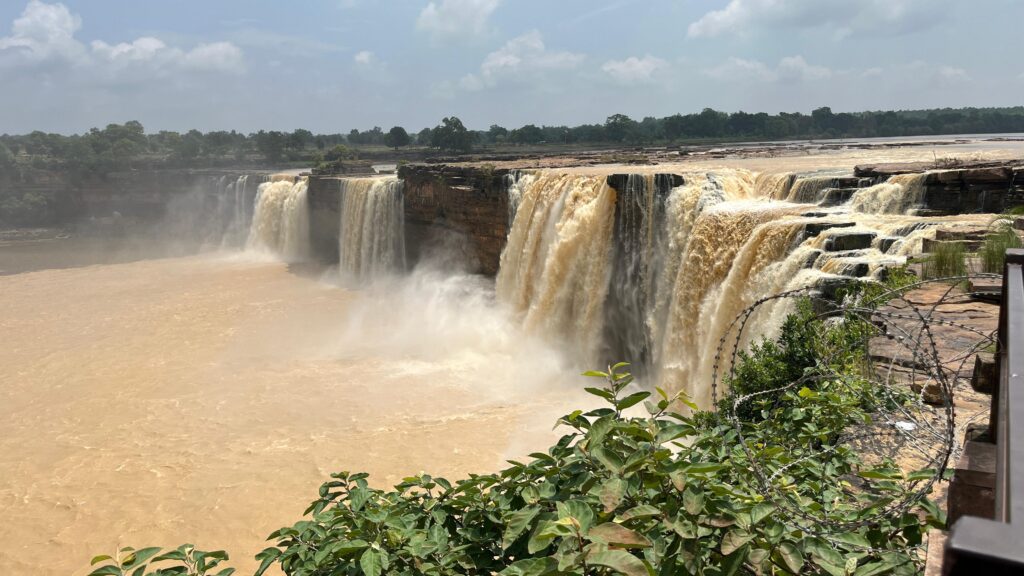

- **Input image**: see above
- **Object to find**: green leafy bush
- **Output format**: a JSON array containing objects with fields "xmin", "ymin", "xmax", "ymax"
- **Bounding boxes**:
[
  {"xmin": 980, "ymin": 219, "xmax": 1023, "ymax": 274},
  {"xmin": 88, "ymin": 544, "xmax": 233, "ymax": 576},
  {"xmin": 922, "ymin": 241, "xmax": 967, "ymax": 279}
]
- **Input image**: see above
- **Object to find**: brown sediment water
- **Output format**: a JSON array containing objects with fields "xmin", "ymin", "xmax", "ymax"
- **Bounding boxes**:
[{"xmin": 0, "ymin": 253, "xmax": 590, "ymax": 576}]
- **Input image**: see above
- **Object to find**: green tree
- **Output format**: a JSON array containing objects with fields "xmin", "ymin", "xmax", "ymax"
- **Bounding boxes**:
[
  {"xmin": 431, "ymin": 116, "xmax": 474, "ymax": 153},
  {"xmin": 604, "ymin": 113, "xmax": 638, "ymax": 142},
  {"xmin": 383, "ymin": 126, "xmax": 410, "ymax": 149}
]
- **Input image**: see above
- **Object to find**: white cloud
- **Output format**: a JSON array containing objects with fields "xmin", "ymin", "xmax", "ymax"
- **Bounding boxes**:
[
  {"xmin": 0, "ymin": 1, "xmax": 243, "ymax": 76},
  {"xmin": 688, "ymin": 0, "xmax": 948, "ymax": 39},
  {"xmin": 417, "ymin": 0, "xmax": 500, "ymax": 41},
  {"xmin": 601, "ymin": 55, "xmax": 669, "ymax": 83},
  {"xmin": 0, "ymin": 0, "xmax": 85, "ymax": 64},
  {"xmin": 353, "ymin": 50, "xmax": 374, "ymax": 65},
  {"xmin": 777, "ymin": 55, "xmax": 831, "ymax": 81},
  {"xmin": 477, "ymin": 30, "xmax": 584, "ymax": 85},
  {"xmin": 937, "ymin": 65, "xmax": 970, "ymax": 84},
  {"xmin": 459, "ymin": 73, "xmax": 485, "ymax": 91},
  {"xmin": 704, "ymin": 55, "xmax": 831, "ymax": 82}
]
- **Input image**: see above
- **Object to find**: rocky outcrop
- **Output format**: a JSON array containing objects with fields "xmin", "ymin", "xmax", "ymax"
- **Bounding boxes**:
[
  {"xmin": 856, "ymin": 162, "xmax": 1024, "ymax": 215},
  {"xmin": 398, "ymin": 165, "xmax": 511, "ymax": 275}
]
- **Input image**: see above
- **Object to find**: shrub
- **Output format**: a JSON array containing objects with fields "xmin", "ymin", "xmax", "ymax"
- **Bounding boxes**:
[
  {"xmin": 922, "ymin": 241, "xmax": 967, "ymax": 279},
  {"xmin": 980, "ymin": 219, "xmax": 1023, "ymax": 274}
]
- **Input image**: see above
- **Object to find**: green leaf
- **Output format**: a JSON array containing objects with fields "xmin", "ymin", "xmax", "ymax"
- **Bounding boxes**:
[
  {"xmin": 617, "ymin": 505, "xmax": 661, "ymax": 522},
  {"xmin": 359, "ymin": 548, "xmax": 386, "ymax": 576},
  {"xmin": 684, "ymin": 462, "xmax": 726, "ymax": 474},
  {"xmin": 348, "ymin": 487, "xmax": 371, "ymax": 511},
  {"xmin": 778, "ymin": 542, "xmax": 804, "ymax": 573},
  {"xmin": 87, "ymin": 567, "xmax": 122, "ymax": 576},
  {"xmin": 593, "ymin": 447, "xmax": 624, "ymax": 474},
  {"xmin": 683, "ymin": 487, "xmax": 705, "ymax": 515},
  {"xmin": 720, "ymin": 544, "xmax": 749, "ymax": 576},
  {"xmin": 587, "ymin": 523, "xmax": 652, "ymax": 548},
  {"xmin": 830, "ymin": 531, "xmax": 871, "ymax": 549},
  {"xmin": 720, "ymin": 530, "xmax": 754, "ymax": 556},
  {"xmin": 748, "ymin": 503, "xmax": 774, "ymax": 526},
  {"xmin": 558, "ymin": 499, "xmax": 595, "ymax": 533},
  {"xmin": 616, "ymin": 391, "xmax": 651, "ymax": 411},
  {"xmin": 125, "ymin": 547, "xmax": 161, "ymax": 568},
  {"xmin": 499, "ymin": 557, "xmax": 560, "ymax": 576},
  {"xmin": 503, "ymin": 505, "xmax": 541, "ymax": 550},
  {"xmin": 586, "ymin": 549, "xmax": 649, "ymax": 576},
  {"xmin": 583, "ymin": 370, "xmax": 609, "ymax": 378},
  {"xmin": 600, "ymin": 478, "xmax": 627, "ymax": 512},
  {"xmin": 90, "ymin": 556, "xmax": 114, "ymax": 566}
]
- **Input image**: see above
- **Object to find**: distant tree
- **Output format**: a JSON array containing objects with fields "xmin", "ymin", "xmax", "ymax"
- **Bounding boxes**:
[
  {"xmin": 416, "ymin": 127, "xmax": 434, "ymax": 146},
  {"xmin": 289, "ymin": 129, "xmax": 314, "ymax": 150},
  {"xmin": 254, "ymin": 130, "xmax": 286, "ymax": 162},
  {"xmin": 324, "ymin": 144, "xmax": 354, "ymax": 162},
  {"xmin": 487, "ymin": 124, "xmax": 508, "ymax": 144},
  {"xmin": 384, "ymin": 126, "xmax": 411, "ymax": 149},
  {"xmin": 604, "ymin": 114, "xmax": 638, "ymax": 142},
  {"xmin": 431, "ymin": 117, "xmax": 474, "ymax": 153},
  {"xmin": 510, "ymin": 124, "xmax": 544, "ymax": 145},
  {"xmin": 0, "ymin": 142, "xmax": 15, "ymax": 173}
]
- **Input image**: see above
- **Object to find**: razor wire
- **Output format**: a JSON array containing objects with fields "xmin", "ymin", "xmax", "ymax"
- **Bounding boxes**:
[{"xmin": 708, "ymin": 273, "xmax": 1000, "ymax": 544}]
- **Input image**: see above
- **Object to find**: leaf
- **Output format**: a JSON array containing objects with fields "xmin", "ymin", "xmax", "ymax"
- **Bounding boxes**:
[
  {"xmin": 616, "ymin": 505, "xmax": 661, "ymax": 522},
  {"xmin": 720, "ymin": 530, "xmax": 754, "ymax": 556},
  {"xmin": 587, "ymin": 523, "xmax": 652, "ymax": 548},
  {"xmin": 87, "ymin": 567, "xmax": 122, "ymax": 576},
  {"xmin": 585, "ymin": 387, "xmax": 616, "ymax": 401},
  {"xmin": 502, "ymin": 505, "xmax": 541, "ymax": 550},
  {"xmin": 593, "ymin": 447, "xmax": 624, "ymax": 474},
  {"xmin": 359, "ymin": 549, "xmax": 386, "ymax": 576},
  {"xmin": 830, "ymin": 531, "xmax": 871, "ymax": 549},
  {"xmin": 90, "ymin": 556, "xmax": 114, "ymax": 566},
  {"xmin": 683, "ymin": 487, "xmax": 705, "ymax": 515},
  {"xmin": 778, "ymin": 542, "xmax": 804, "ymax": 573},
  {"xmin": 616, "ymin": 391, "xmax": 651, "ymax": 411},
  {"xmin": 348, "ymin": 487, "xmax": 371, "ymax": 511},
  {"xmin": 126, "ymin": 547, "xmax": 162, "ymax": 568},
  {"xmin": 600, "ymin": 478, "xmax": 627, "ymax": 512},
  {"xmin": 684, "ymin": 462, "xmax": 726, "ymax": 474},
  {"xmin": 586, "ymin": 549, "xmax": 649, "ymax": 576},
  {"xmin": 558, "ymin": 499, "xmax": 595, "ymax": 533},
  {"xmin": 583, "ymin": 370, "xmax": 609, "ymax": 378},
  {"xmin": 748, "ymin": 503, "xmax": 774, "ymax": 526},
  {"xmin": 499, "ymin": 557, "xmax": 560, "ymax": 576},
  {"xmin": 253, "ymin": 548, "xmax": 280, "ymax": 576},
  {"xmin": 720, "ymin": 544, "xmax": 749, "ymax": 576}
]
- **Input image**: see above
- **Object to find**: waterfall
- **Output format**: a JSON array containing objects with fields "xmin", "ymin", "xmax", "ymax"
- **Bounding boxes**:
[
  {"xmin": 496, "ymin": 173, "xmax": 617, "ymax": 362},
  {"xmin": 338, "ymin": 176, "xmax": 406, "ymax": 280},
  {"xmin": 219, "ymin": 174, "xmax": 262, "ymax": 248},
  {"xmin": 848, "ymin": 173, "xmax": 927, "ymax": 214},
  {"xmin": 246, "ymin": 178, "xmax": 310, "ymax": 261},
  {"xmin": 754, "ymin": 172, "xmax": 795, "ymax": 200},
  {"xmin": 787, "ymin": 176, "xmax": 836, "ymax": 203}
]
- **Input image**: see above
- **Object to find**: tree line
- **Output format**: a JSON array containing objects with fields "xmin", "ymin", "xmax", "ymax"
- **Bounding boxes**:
[{"xmin": 2, "ymin": 106, "xmax": 1023, "ymax": 177}]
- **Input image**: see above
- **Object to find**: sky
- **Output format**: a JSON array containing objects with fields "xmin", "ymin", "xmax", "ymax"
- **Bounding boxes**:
[{"xmin": 0, "ymin": 0, "xmax": 1022, "ymax": 135}]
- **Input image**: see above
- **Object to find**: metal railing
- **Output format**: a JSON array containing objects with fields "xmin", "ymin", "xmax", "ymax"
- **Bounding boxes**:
[{"xmin": 944, "ymin": 248, "xmax": 1024, "ymax": 573}]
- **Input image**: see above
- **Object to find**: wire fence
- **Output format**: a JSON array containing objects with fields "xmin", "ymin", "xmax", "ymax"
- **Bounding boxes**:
[{"xmin": 709, "ymin": 274, "xmax": 1000, "ymax": 541}]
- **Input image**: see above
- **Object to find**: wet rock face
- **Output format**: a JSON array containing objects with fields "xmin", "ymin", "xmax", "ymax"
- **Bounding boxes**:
[
  {"xmin": 398, "ymin": 165, "xmax": 510, "ymax": 275},
  {"xmin": 824, "ymin": 231, "xmax": 877, "ymax": 252},
  {"xmin": 856, "ymin": 162, "xmax": 1024, "ymax": 215}
]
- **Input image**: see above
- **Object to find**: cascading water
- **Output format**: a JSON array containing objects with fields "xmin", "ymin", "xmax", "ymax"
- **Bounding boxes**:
[
  {"xmin": 493, "ymin": 166, "xmax": 957, "ymax": 409},
  {"xmin": 848, "ymin": 173, "xmax": 927, "ymax": 214},
  {"xmin": 787, "ymin": 175, "xmax": 837, "ymax": 203},
  {"xmin": 246, "ymin": 177, "xmax": 310, "ymax": 261},
  {"xmin": 496, "ymin": 173, "xmax": 617, "ymax": 362},
  {"xmin": 338, "ymin": 176, "xmax": 406, "ymax": 280}
]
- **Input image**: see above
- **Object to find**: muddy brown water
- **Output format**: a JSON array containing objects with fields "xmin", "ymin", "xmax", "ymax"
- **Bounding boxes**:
[{"xmin": 0, "ymin": 251, "xmax": 590, "ymax": 576}]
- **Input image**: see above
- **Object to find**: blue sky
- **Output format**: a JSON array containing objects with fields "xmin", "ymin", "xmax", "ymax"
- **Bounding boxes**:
[{"xmin": 1, "ymin": 0, "xmax": 1022, "ymax": 134}]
